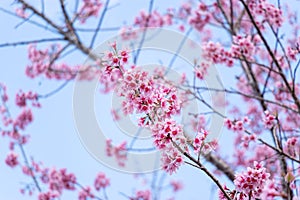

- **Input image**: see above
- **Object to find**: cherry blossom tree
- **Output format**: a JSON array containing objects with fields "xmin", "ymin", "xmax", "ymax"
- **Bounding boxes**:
[{"xmin": 1, "ymin": 0, "xmax": 300, "ymax": 199}]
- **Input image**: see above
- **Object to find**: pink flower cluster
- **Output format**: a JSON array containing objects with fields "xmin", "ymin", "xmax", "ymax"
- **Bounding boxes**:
[
  {"xmin": 117, "ymin": 69, "xmax": 181, "ymax": 124},
  {"xmin": 260, "ymin": 180, "xmax": 281, "ymax": 199},
  {"xmin": 194, "ymin": 62, "xmax": 210, "ymax": 80},
  {"xmin": 22, "ymin": 165, "xmax": 35, "ymax": 177},
  {"xmin": 16, "ymin": 90, "xmax": 40, "ymax": 108},
  {"xmin": 41, "ymin": 168, "xmax": 77, "ymax": 194},
  {"xmin": 231, "ymin": 35, "xmax": 255, "ymax": 60},
  {"xmin": 4, "ymin": 131, "xmax": 30, "ymax": 147},
  {"xmin": 284, "ymin": 137, "xmax": 300, "ymax": 158},
  {"xmin": 151, "ymin": 119, "xmax": 186, "ymax": 174},
  {"xmin": 94, "ymin": 172, "xmax": 110, "ymax": 191},
  {"xmin": 236, "ymin": 76, "xmax": 253, "ymax": 101},
  {"xmin": 190, "ymin": 115, "xmax": 206, "ymax": 132},
  {"xmin": 107, "ymin": 47, "xmax": 187, "ymax": 174},
  {"xmin": 5, "ymin": 152, "xmax": 19, "ymax": 168},
  {"xmin": 119, "ymin": 26, "xmax": 138, "ymax": 41},
  {"xmin": 15, "ymin": 6, "xmax": 28, "ymax": 18},
  {"xmin": 0, "ymin": 82, "xmax": 8, "ymax": 102},
  {"xmin": 234, "ymin": 161, "xmax": 270, "ymax": 199},
  {"xmin": 0, "ymin": 85, "xmax": 12, "ymax": 126},
  {"xmin": 248, "ymin": 0, "xmax": 283, "ymax": 28},
  {"xmin": 225, "ymin": 117, "xmax": 250, "ymax": 132},
  {"xmin": 241, "ymin": 134, "xmax": 256, "ymax": 148},
  {"xmin": 99, "ymin": 43, "xmax": 129, "ymax": 93},
  {"xmin": 103, "ymin": 43, "xmax": 129, "ymax": 68},
  {"xmin": 287, "ymin": 45, "xmax": 300, "ymax": 61},
  {"xmin": 36, "ymin": 167, "xmax": 110, "ymax": 200},
  {"xmin": 151, "ymin": 119, "xmax": 185, "ymax": 149},
  {"xmin": 105, "ymin": 139, "xmax": 127, "ymax": 167},
  {"xmin": 170, "ymin": 180, "xmax": 183, "ymax": 192},
  {"xmin": 134, "ymin": 10, "xmax": 173, "ymax": 28},
  {"xmin": 26, "ymin": 44, "xmax": 77, "ymax": 80},
  {"xmin": 193, "ymin": 129, "xmax": 210, "ymax": 153},
  {"xmin": 177, "ymin": 2, "xmax": 192, "ymax": 20},
  {"xmin": 188, "ymin": 3, "xmax": 210, "ymax": 32},
  {"xmin": 1, "ymin": 117, "xmax": 30, "ymax": 143},
  {"xmin": 13, "ymin": 109, "xmax": 33, "ymax": 130},
  {"xmin": 77, "ymin": 0, "xmax": 102, "ymax": 23},
  {"xmin": 26, "ymin": 44, "xmax": 50, "ymax": 78},
  {"xmin": 38, "ymin": 191, "xmax": 59, "ymax": 200},
  {"xmin": 111, "ymin": 109, "xmax": 120, "ymax": 121},
  {"xmin": 218, "ymin": 185, "xmax": 234, "ymax": 200},
  {"xmin": 245, "ymin": 145, "xmax": 280, "ymax": 177},
  {"xmin": 133, "ymin": 190, "xmax": 151, "ymax": 200},
  {"xmin": 161, "ymin": 146, "xmax": 184, "ymax": 175},
  {"xmin": 202, "ymin": 42, "xmax": 234, "ymax": 67},
  {"xmin": 78, "ymin": 186, "xmax": 94, "ymax": 200},
  {"xmin": 263, "ymin": 110, "xmax": 275, "ymax": 128}
]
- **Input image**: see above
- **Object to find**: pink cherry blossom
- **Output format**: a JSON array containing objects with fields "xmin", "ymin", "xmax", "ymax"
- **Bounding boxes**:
[
  {"xmin": 189, "ymin": 3, "xmax": 210, "ymax": 32},
  {"xmin": 284, "ymin": 137, "xmax": 300, "ymax": 158},
  {"xmin": 231, "ymin": 35, "xmax": 255, "ymax": 60},
  {"xmin": 234, "ymin": 161, "xmax": 270, "ymax": 199},
  {"xmin": 202, "ymin": 42, "xmax": 234, "ymax": 67},
  {"xmin": 105, "ymin": 139, "xmax": 127, "ymax": 167},
  {"xmin": 134, "ymin": 10, "xmax": 173, "ymax": 28},
  {"xmin": 134, "ymin": 189, "xmax": 151, "ymax": 200},
  {"xmin": 78, "ymin": 186, "xmax": 94, "ymax": 200},
  {"xmin": 13, "ymin": 109, "xmax": 33, "ymax": 130},
  {"xmin": 170, "ymin": 180, "xmax": 183, "ymax": 192},
  {"xmin": 248, "ymin": 0, "xmax": 284, "ymax": 29},
  {"xmin": 16, "ymin": 90, "xmax": 40, "ymax": 108},
  {"xmin": 263, "ymin": 110, "xmax": 276, "ymax": 128},
  {"xmin": 15, "ymin": 6, "xmax": 28, "ymax": 19},
  {"xmin": 94, "ymin": 172, "xmax": 110, "ymax": 191},
  {"xmin": 193, "ymin": 129, "xmax": 209, "ymax": 153},
  {"xmin": 161, "ymin": 144, "xmax": 184, "ymax": 175},
  {"xmin": 77, "ymin": 0, "xmax": 102, "ymax": 23},
  {"xmin": 38, "ymin": 191, "xmax": 59, "ymax": 200},
  {"xmin": 5, "ymin": 152, "xmax": 19, "ymax": 168}
]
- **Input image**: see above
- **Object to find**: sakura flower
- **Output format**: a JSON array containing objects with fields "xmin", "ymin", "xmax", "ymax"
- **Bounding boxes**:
[
  {"xmin": 94, "ymin": 172, "xmax": 110, "ymax": 191},
  {"xmin": 234, "ymin": 161, "xmax": 270, "ymax": 198},
  {"xmin": 5, "ymin": 152, "xmax": 19, "ymax": 168},
  {"xmin": 77, "ymin": 0, "xmax": 102, "ymax": 23},
  {"xmin": 134, "ymin": 190, "xmax": 151, "ymax": 200},
  {"xmin": 263, "ymin": 110, "xmax": 276, "ymax": 128}
]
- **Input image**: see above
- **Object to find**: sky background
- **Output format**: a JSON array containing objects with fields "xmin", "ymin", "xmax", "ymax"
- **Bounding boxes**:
[{"xmin": 0, "ymin": 0, "xmax": 237, "ymax": 199}]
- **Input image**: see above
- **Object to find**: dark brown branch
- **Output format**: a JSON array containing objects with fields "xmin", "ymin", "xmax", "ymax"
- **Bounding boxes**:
[
  {"xmin": 0, "ymin": 38, "xmax": 65, "ymax": 48},
  {"xmin": 59, "ymin": 0, "xmax": 80, "ymax": 42},
  {"xmin": 203, "ymin": 152, "xmax": 235, "ymax": 181},
  {"xmin": 18, "ymin": 0, "xmax": 95, "ymax": 58}
]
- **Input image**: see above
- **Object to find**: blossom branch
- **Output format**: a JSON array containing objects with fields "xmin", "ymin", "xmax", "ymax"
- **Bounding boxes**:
[{"xmin": 171, "ymin": 139, "xmax": 232, "ymax": 200}]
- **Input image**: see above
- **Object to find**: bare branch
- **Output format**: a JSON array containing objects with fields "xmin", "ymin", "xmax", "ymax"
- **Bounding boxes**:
[{"xmin": 0, "ymin": 38, "xmax": 66, "ymax": 48}]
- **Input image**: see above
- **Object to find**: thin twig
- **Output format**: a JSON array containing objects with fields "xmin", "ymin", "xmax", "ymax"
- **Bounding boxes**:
[
  {"xmin": 133, "ymin": 0, "xmax": 155, "ymax": 64},
  {"xmin": 89, "ymin": 0, "xmax": 110, "ymax": 48}
]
